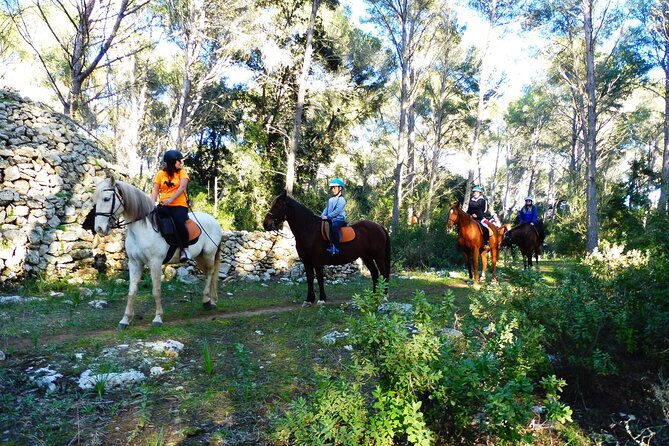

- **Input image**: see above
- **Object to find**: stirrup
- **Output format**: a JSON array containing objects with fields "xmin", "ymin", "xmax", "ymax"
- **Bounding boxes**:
[
  {"xmin": 326, "ymin": 246, "xmax": 339, "ymax": 255},
  {"xmin": 180, "ymin": 249, "xmax": 192, "ymax": 262}
]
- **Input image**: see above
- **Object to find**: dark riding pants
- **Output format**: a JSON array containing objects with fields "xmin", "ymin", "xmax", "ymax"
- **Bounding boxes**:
[{"xmin": 157, "ymin": 205, "xmax": 189, "ymax": 249}]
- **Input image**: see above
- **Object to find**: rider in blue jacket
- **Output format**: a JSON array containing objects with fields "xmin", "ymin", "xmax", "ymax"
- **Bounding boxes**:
[
  {"xmin": 518, "ymin": 195, "xmax": 545, "ymax": 248},
  {"xmin": 518, "ymin": 195, "xmax": 538, "ymax": 224},
  {"xmin": 321, "ymin": 178, "xmax": 347, "ymax": 254}
]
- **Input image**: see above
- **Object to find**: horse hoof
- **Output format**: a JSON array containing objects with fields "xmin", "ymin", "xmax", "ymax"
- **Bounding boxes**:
[
  {"xmin": 118, "ymin": 323, "xmax": 129, "ymax": 331},
  {"xmin": 152, "ymin": 321, "xmax": 163, "ymax": 327},
  {"xmin": 317, "ymin": 300, "xmax": 325, "ymax": 306},
  {"xmin": 203, "ymin": 301, "xmax": 216, "ymax": 310},
  {"xmin": 301, "ymin": 301, "xmax": 313, "ymax": 308}
]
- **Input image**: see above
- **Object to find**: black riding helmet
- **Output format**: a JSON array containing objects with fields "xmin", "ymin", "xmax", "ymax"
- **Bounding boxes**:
[{"xmin": 163, "ymin": 149, "xmax": 184, "ymax": 163}]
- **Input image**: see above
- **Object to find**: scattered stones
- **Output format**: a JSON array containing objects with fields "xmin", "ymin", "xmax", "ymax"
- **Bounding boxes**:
[
  {"xmin": 78, "ymin": 369, "xmax": 145, "ymax": 390},
  {"xmin": 321, "ymin": 329, "xmax": 350, "ymax": 345},
  {"xmin": 27, "ymin": 366, "xmax": 63, "ymax": 392},
  {"xmin": 87, "ymin": 300, "xmax": 108, "ymax": 309}
]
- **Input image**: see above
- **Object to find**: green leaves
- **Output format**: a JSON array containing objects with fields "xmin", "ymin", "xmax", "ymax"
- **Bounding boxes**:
[{"xmin": 276, "ymin": 284, "xmax": 561, "ymax": 444}]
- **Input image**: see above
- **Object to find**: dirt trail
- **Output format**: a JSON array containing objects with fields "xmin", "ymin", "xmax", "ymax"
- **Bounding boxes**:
[
  {"xmin": 5, "ymin": 284, "xmax": 456, "ymax": 352},
  {"xmin": 4, "ymin": 303, "xmax": 324, "ymax": 352}
]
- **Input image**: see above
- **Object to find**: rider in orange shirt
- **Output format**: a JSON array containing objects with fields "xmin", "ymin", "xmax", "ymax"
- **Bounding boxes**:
[{"xmin": 152, "ymin": 150, "xmax": 191, "ymax": 261}]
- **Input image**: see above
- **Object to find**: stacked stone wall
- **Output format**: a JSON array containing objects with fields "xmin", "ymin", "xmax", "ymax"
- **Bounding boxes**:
[
  {"xmin": 0, "ymin": 89, "xmax": 125, "ymax": 282},
  {"xmin": 0, "ymin": 89, "xmax": 361, "ymax": 283}
]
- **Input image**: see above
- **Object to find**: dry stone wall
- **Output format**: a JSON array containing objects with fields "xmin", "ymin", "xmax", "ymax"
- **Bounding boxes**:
[
  {"xmin": 0, "ymin": 89, "xmax": 361, "ymax": 283},
  {"xmin": 0, "ymin": 89, "xmax": 125, "ymax": 282}
]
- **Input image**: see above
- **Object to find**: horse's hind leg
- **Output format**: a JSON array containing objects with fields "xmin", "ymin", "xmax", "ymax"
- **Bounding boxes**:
[
  {"xmin": 362, "ymin": 257, "xmax": 380, "ymax": 293},
  {"xmin": 120, "ymin": 259, "xmax": 143, "ymax": 329},
  {"xmin": 197, "ymin": 254, "xmax": 217, "ymax": 309}
]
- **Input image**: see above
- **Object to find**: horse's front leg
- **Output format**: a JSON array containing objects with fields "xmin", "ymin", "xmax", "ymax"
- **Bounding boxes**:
[
  {"xmin": 462, "ymin": 251, "xmax": 472, "ymax": 280},
  {"xmin": 315, "ymin": 265, "xmax": 327, "ymax": 304},
  {"xmin": 149, "ymin": 260, "xmax": 164, "ymax": 326},
  {"xmin": 119, "ymin": 259, "xmax": 143, "ymax": 329},
  {"xmin": 480, "ymin": 250, "xmax": 488, "ymax": 281},
  {"xmin": 304, "ymin": 262, "xmax": 316, "ymax": 304}
]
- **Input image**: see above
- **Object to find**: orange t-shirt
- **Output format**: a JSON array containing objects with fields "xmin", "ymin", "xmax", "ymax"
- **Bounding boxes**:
[{"xmin": 154, "ymin": 169, "xmax": 190, "ymax": 207}]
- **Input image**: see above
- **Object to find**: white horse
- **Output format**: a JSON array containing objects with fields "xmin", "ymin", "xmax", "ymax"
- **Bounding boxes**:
[{"xmin": 92, "ymin": 175, "xmax": 223, "ymax": 328}]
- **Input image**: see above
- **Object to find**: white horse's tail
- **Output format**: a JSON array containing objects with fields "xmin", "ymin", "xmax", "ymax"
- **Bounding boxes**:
[{"xmin": 211, "ymin": 241, "xmax": 222, "ymax": 302}]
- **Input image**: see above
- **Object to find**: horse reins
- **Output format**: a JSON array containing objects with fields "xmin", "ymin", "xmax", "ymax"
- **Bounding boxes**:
[{"xmin": 95, "ymin": 185, "xmax": 151, "ymax": 229}]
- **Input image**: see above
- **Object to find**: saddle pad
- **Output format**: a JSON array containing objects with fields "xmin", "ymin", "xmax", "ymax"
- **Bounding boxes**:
[
  {"xmin": 186, "ymin": 219, "xmax": 201, "ymax": 242},
  {"xmin": 321, "ymin": 221, "xmax": 355, "ymax": 243}
]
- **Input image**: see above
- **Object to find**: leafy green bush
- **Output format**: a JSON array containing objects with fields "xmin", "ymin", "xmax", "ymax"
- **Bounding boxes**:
[
  {"xmin": 503, "ymin": 243, "xmax": 669, "ymax": 376},
  {"xmin": 274, "ymin": 284, "xmax": 570, "ymax": 445},
  {"xmin": 391, "ymin": 210, "xmax": 462, "ymax": 270}
]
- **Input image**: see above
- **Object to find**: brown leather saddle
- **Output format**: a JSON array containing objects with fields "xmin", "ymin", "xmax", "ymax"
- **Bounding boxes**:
[{"xmin": 321, "ymin": 221, "xmax": 355, "ymax": 243}]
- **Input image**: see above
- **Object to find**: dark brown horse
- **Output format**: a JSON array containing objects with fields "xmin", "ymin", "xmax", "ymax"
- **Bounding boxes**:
[
  {"xmin": 263, "ymin": 192, "xmax": 391, "ymax": 304},
  {"xmin": 447, "ymin": 202, "xmax": 504, "ymax": 283},
  {"xmin": 502, "ymin": 223, "xmax": 541, "ymax": 269}
]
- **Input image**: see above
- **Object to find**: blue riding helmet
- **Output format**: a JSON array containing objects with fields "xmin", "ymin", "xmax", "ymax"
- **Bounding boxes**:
[
  {"xmin": 525, "ymin": 195, "xmax": 534, "ymax": 202},
  {"xmin": 329, "ymin": 178, "xmax": 345, "ymax": 188},
  {"xmin": 163, "ymin": 149, "xmax": 184, "ymax": 163},
  {"xmin": 472, "ymin": 186, "xmax": 483, "ymax": 193}
]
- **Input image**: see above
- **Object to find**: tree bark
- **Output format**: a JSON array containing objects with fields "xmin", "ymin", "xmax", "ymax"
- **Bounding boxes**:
[
  {"xmin": 285, "ymin": 0, "xmax": 320, "ymax": 194},
  {"xmin": 391, "ymin": 5, "xmax": 411, "ymax": 232},
  {"xmin": 659, "ymin": 73, "xmax": 669, "ymax": 215},
  {"xmin": 583, "ymin": 0, "xmax": 599, "ymax": 252}
]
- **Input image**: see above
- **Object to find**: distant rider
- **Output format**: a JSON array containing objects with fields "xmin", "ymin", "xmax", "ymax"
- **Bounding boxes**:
[{"xmin": 467, "ymin": 185, "xmax": 491, "ymax": 247}]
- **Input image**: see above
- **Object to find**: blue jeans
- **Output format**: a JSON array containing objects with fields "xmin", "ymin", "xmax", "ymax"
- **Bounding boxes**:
[{"xmin": 330, "ymin": 220, "xmax": 346, "ymax": 249}]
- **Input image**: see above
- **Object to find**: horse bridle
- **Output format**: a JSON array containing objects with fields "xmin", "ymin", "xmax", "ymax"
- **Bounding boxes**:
[{"xmin": 94, "ymin": 186, "xmax": 126, "ymax": 229}]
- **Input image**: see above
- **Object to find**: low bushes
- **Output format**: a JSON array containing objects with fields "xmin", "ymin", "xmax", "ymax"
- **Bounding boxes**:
[{"xmin": 275, "ymin": 284, "xmax": 573, "ymax": 445}]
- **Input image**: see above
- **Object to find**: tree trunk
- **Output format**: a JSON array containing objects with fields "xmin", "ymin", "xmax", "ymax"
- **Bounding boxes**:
[
  {"xmin": 583, "ymin": 0, "xmax": 599, "ymax": 252},
  {"xmin": 659, "ymin": 74, "xmax": 669, "ymax": 215},
  {"xmin": 464, "ymin": 21, "xmax": 493, "ymax": 211},
  {"xmin": 391, "ymin": 16, "xmax": 411, "ymax": 232},
  {"xmin": 285, "ymin": 0, "xmax": 320, "ymax": 194}
]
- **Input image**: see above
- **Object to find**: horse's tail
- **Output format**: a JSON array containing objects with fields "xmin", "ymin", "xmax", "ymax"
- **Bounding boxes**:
[
  {"xmin": 382, "ymin": 225, "xmax": 391, "ymax": 283},
  {"xmin": 211, "ymin": 241, "xmax": 223, "ymax": 301}
]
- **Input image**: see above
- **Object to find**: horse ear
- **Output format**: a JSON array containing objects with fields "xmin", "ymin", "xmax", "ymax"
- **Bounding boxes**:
[{"xmin": 105, "ymin": 168, "xmax": 116, "ymax": 186}]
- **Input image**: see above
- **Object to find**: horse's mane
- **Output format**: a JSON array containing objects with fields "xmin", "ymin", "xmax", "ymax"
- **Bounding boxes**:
[
  {"xmin": 451, "ymin": 202, "xmax": 475, "ymax": 224},
  {"xmin": 95, "ymin": 178, "xmax": 155, "ymax": 221},
  {"xmin": 283, "ymin": 194, "xmax": 320, "ymax": 221}
]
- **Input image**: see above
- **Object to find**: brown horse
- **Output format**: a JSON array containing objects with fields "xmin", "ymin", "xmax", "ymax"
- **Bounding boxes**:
[
  {"xmin": 263, "ymin": 192, "xmax": 391, "ymax": 305},
  {"xmin": 502, "ymin": 223, "xmax": 541, "ymax": 269},
  {"xmin": 447, "ymin": 202, "xmax": 503, "ymax": 283}
]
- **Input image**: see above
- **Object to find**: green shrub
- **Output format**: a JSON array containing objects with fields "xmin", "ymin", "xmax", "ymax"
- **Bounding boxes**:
[
  {"xmin": 274, "ymin": 284, "xmax": 568, "ymax": 445},
  {"xmin": 502, "ymin": 243, "xmax": 669, "ymax": 376},
  {"xmin": 391, "ymin": 210, "xmax": 462, "ymax": 270}
]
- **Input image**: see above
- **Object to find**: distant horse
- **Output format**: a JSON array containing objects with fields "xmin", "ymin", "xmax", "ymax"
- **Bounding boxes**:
[
  {"xmin": 502, "ymin": 223, "xmax": 541, "ymax": 269},
  {"xmin": 263, "ymin": 192, "xmax": 390, "ymax": 304},
  {"xmin": 92, "ymin": 174, "xmax": 223, "ymax": 328},
  {"xmin": 447, "ymin": 202, "xmax": 503, "ymax": 283}
]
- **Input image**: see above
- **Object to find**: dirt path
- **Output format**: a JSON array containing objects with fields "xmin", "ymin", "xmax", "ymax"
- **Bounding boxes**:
[{"xmin": 5, "ymin": 284, "xmax": 457, "ymax": 352}]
